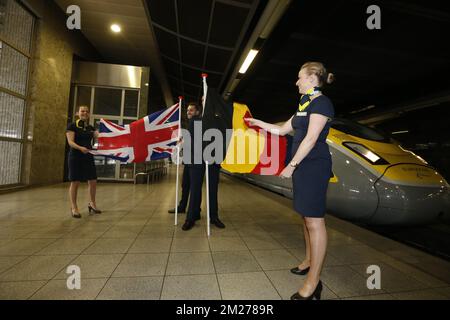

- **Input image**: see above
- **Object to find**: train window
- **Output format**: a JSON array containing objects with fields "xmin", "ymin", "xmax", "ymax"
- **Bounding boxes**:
[{"xmin": 331, "ymin": 118, "xmax": 390, "ymax": 142}]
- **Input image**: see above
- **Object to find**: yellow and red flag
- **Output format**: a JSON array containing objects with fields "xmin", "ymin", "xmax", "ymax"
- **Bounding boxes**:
[{"xmin": 202, "ymin": 88, "xmax": 286, "ymax": 175}]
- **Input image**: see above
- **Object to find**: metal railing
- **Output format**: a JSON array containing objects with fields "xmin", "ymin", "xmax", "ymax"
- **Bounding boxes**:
[{"xmin": 134, "ymin": 159, "xmax": 169, "ymax": 184}]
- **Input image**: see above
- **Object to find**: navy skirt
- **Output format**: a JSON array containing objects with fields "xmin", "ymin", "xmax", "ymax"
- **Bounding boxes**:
[
  {"xmin": 68, "ymin": 153, "xmax": 97, "ymax": 182},
  {"xmin": 292, "ymin": 158, "xmax": 332, "ymax": 218}
]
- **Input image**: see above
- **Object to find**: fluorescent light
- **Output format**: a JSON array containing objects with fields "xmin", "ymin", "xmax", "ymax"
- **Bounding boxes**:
[
  {"xmin": 391, "ymin": 130, "xmax": 409, "ymax": 134},
  {"xmin": 239, "ymin": 49, "xmax": 259, "ymax": 74},
  {"xmin": 111, "ymin": 24, "xmax": 121, "ymax": 33}
]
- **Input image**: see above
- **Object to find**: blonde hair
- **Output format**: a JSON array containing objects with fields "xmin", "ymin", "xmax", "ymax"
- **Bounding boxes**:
[{"xmin": 301, "ymin": 62, "xmax": 335, "ymax": 86}]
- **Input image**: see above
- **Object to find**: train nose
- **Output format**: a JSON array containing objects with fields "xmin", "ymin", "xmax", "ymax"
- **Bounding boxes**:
[{"xmin": 369, "ymin": 164, "xmax": 450, "ymax": 225}]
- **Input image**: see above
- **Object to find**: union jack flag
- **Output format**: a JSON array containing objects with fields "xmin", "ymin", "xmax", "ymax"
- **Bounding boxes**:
[{"xmin": 90, "ymin": 103, "xmax": 180, "ymax": 163}]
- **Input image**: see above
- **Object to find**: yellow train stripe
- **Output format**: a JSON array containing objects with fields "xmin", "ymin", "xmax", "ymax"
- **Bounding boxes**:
[
  {"xmin": 330, "ymin": 175, "xmax": 338, "ymax": 183},
  {"xmin": 327, "ymin": 128, "xmax": 446, "ymax": 186}
]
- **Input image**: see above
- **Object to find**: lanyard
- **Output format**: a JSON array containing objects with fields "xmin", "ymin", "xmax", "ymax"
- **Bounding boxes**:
[
  {"xmin": 76, "ymin": 119, "xmax": 87, "ymax": 131},
  {"xmin": 298, "ymin": 87, "xmax": 321, "ymax": 112}
]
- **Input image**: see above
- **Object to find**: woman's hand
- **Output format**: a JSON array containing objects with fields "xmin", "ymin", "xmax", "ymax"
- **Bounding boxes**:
[
  {"xmin": 79, "ymin": 146, "xmax": 90, "ymax": 154},
  {"xmin": 244, "ymin": 118, "xmax": 261, "ymax": 127},
  {"xmin": 279, "ymin": 165, "xmax": 295, "ymax": 179}
]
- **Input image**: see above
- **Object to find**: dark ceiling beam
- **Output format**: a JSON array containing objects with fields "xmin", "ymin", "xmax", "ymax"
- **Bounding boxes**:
[
  {"xmin": 218, "ymin": 0, "xmax": 263, "ymax": 91},
  {"xmin": 290, "ymin": 33, "xmax": 449, "ymax": 63},
  {"xmin": 198, "ymin": 0, "xmax": 217, "ymax": 99},
  {"xmin": 161, "ymin": 54, "xmax": 223, "ymax": 75},
  {"xmin": 216, "ymin": 0, "xmax": 252, "ymax": 9},
  {"xmin": 142, "ymin": 0, "xmax": 174, "ymax": 106},
  {"xmin": 352, "ymin": 91, "xmax": 450, "ymax": 125},
  {"xmin": 167, "ymin": 75, "xmax": 202, "ymax": 89},
  {"xmin": 382, "ymin": 1, "xmax": 450, "ymax": 22},
  {"xmin": 152, "ymin": 22, "xmax": 234, "ymax": 51},
  {"xmin": 222, "ymin": 0, "xmax": 292, "ymax": 96},
  {"xmin": 173, "ymin": 0, "xmax": 185, "ymax": 99},
  {"xmin": 201, "ymin": 1, "xmax": 216, "ymax": 71},
  {"xmin": 347, "ymin": 0, "xmax": 450, "ymax": 22},
  {"xmin": 269, "ymin": 59, "xmax": 372, "ymax": 78}
]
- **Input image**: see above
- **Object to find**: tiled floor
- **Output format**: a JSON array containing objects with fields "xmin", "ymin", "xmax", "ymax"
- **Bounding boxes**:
[{"xmin": 0, "ymin": 167, "xmax": 449, "ymax": 300}]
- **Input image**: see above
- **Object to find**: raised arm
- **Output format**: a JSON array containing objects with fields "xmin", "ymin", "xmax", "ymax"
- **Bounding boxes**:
[{"xmin": 244, "ymin": 115, "xmax": 294, "ymax": 136}]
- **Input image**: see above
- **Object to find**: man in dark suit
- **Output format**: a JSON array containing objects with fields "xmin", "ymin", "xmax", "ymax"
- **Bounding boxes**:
[
  {"xmin": 182, "ymin": 98, "xmax": 225, "ymax": 231},
  {"xmin": 168, "ymin": 102, "xmax": 201, "ymax": 214}
]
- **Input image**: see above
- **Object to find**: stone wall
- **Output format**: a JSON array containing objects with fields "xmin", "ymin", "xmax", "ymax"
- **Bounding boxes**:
[{"xmin": 22, "ymin": 0, "xmax": 101, "ymax": 185}]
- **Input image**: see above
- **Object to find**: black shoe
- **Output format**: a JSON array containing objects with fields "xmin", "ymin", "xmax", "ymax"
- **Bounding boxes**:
[
  {"xmin": 211, "ymin": 218, "xmax": 225, "ymax": 229},
  {"xmin": 290, "ymin": 266, "xmax": 310, "ymax": 275},
  {"xmin": 71, "ymin": 209, "xmax": 81, "ymax": 219},
  {"xmin": 182, "ymin": 220, "xmax": 195, "ymax": 231},
  {"xmin": 168, "ymin": 207, "xmax": 185, "ymax": 214},
  {"xmin": 88, "ymin": 204, "xmax": 102, "ymax": 214},
  {"xmin": 290, "ymin": 281, "xmax": 323, "ymax": 300}
]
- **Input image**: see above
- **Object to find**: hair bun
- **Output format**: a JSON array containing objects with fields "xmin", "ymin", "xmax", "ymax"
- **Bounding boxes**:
[{"xmin": 326, "ymin": 73, "xmax": 335, "ymax": 84}]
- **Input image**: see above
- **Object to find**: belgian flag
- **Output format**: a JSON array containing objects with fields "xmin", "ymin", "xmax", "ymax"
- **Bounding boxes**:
[{"xmin": 202, "ymin": 88, "xmax": 286, "ymax": 175}]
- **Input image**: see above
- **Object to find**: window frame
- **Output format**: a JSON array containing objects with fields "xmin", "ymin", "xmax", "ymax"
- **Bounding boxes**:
[
  {"xmin": 72, "ymin": 84, "xmax": 141, "ymax": 181},
  {"xmin": 0, "ymin": 0, "xmax": 35, "ymax": 188}
]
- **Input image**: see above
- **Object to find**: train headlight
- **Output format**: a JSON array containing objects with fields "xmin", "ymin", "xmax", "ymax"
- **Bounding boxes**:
[{"xmin": 343, "ymin": 142, "xmax": 389, "ymax": 165}]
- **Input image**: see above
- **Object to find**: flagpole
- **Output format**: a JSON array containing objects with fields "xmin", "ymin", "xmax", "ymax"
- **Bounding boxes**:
[
  {"xmin": 201, "ymin": 73, "xmax": 210, "ymax": 237},
  {"xmin": 205, "ymin": 161, "xmax": 210, "ymax": 237},
  {"xmin": 201, "ymin": 73, "xmax": 208, "ymax": 117},
  {"xmin": 174, "ymin": 96, "xmax": 183, "ymax": 226}
]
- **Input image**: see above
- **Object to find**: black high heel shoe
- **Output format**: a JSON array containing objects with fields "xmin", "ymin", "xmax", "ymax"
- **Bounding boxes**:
[
  {"xmin": 290, "ymin": 280, "xmax": 323, "ymax": 300},
  {"xmin": 88, "ymin": 203, "xmax": 102, "ymax": 214},
  {"xmin": 290, "ymin": 266, "xmax": 310, "ymax": 275},
  {"xmin": 71, "ymin": 209, "xmax": 81, "ymax": 219}
]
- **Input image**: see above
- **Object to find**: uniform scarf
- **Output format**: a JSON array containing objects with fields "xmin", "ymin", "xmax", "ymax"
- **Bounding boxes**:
[{"xmin": 298, "ymin": 87, "xmax": 321, "ymax": 112}]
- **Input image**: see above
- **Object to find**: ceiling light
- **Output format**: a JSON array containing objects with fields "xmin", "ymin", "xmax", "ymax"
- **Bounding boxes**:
[
  {"xmin": 391, "ymin": 130, "xmax": 409, "ymax": 134},
  {"xmin": 239, "ymin": 49, "xmax": 259, "ymax": 74},
  {"xmin": 111, "ymin": 24, "xmax": 121, "ymax": 33}
]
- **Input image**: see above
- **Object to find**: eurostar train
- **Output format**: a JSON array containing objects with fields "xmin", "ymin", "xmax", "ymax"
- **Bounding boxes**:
[{"xmin": 232, "ymin": 118, "xmax": 450, "ymax": 225}]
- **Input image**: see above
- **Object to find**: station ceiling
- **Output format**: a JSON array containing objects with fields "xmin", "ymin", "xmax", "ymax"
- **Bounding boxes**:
[{"xmin": 55, "ymin": 0, "xmax": 450, "ymax": 122}]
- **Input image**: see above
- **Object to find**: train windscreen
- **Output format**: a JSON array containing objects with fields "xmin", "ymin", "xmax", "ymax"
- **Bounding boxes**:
[{"xmin": 331, "ymin": 118, "xmax": 390, "ymax": 142}]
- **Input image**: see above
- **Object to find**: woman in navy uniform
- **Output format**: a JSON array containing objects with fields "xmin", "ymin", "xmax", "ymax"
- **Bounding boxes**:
[
  {"xmin": 66, "ymin": 105, "xmax": 102, "ymax": 218},
  {"xmin": 246, "ymin": 62, "xmax": 334, "ymax": 300}
]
